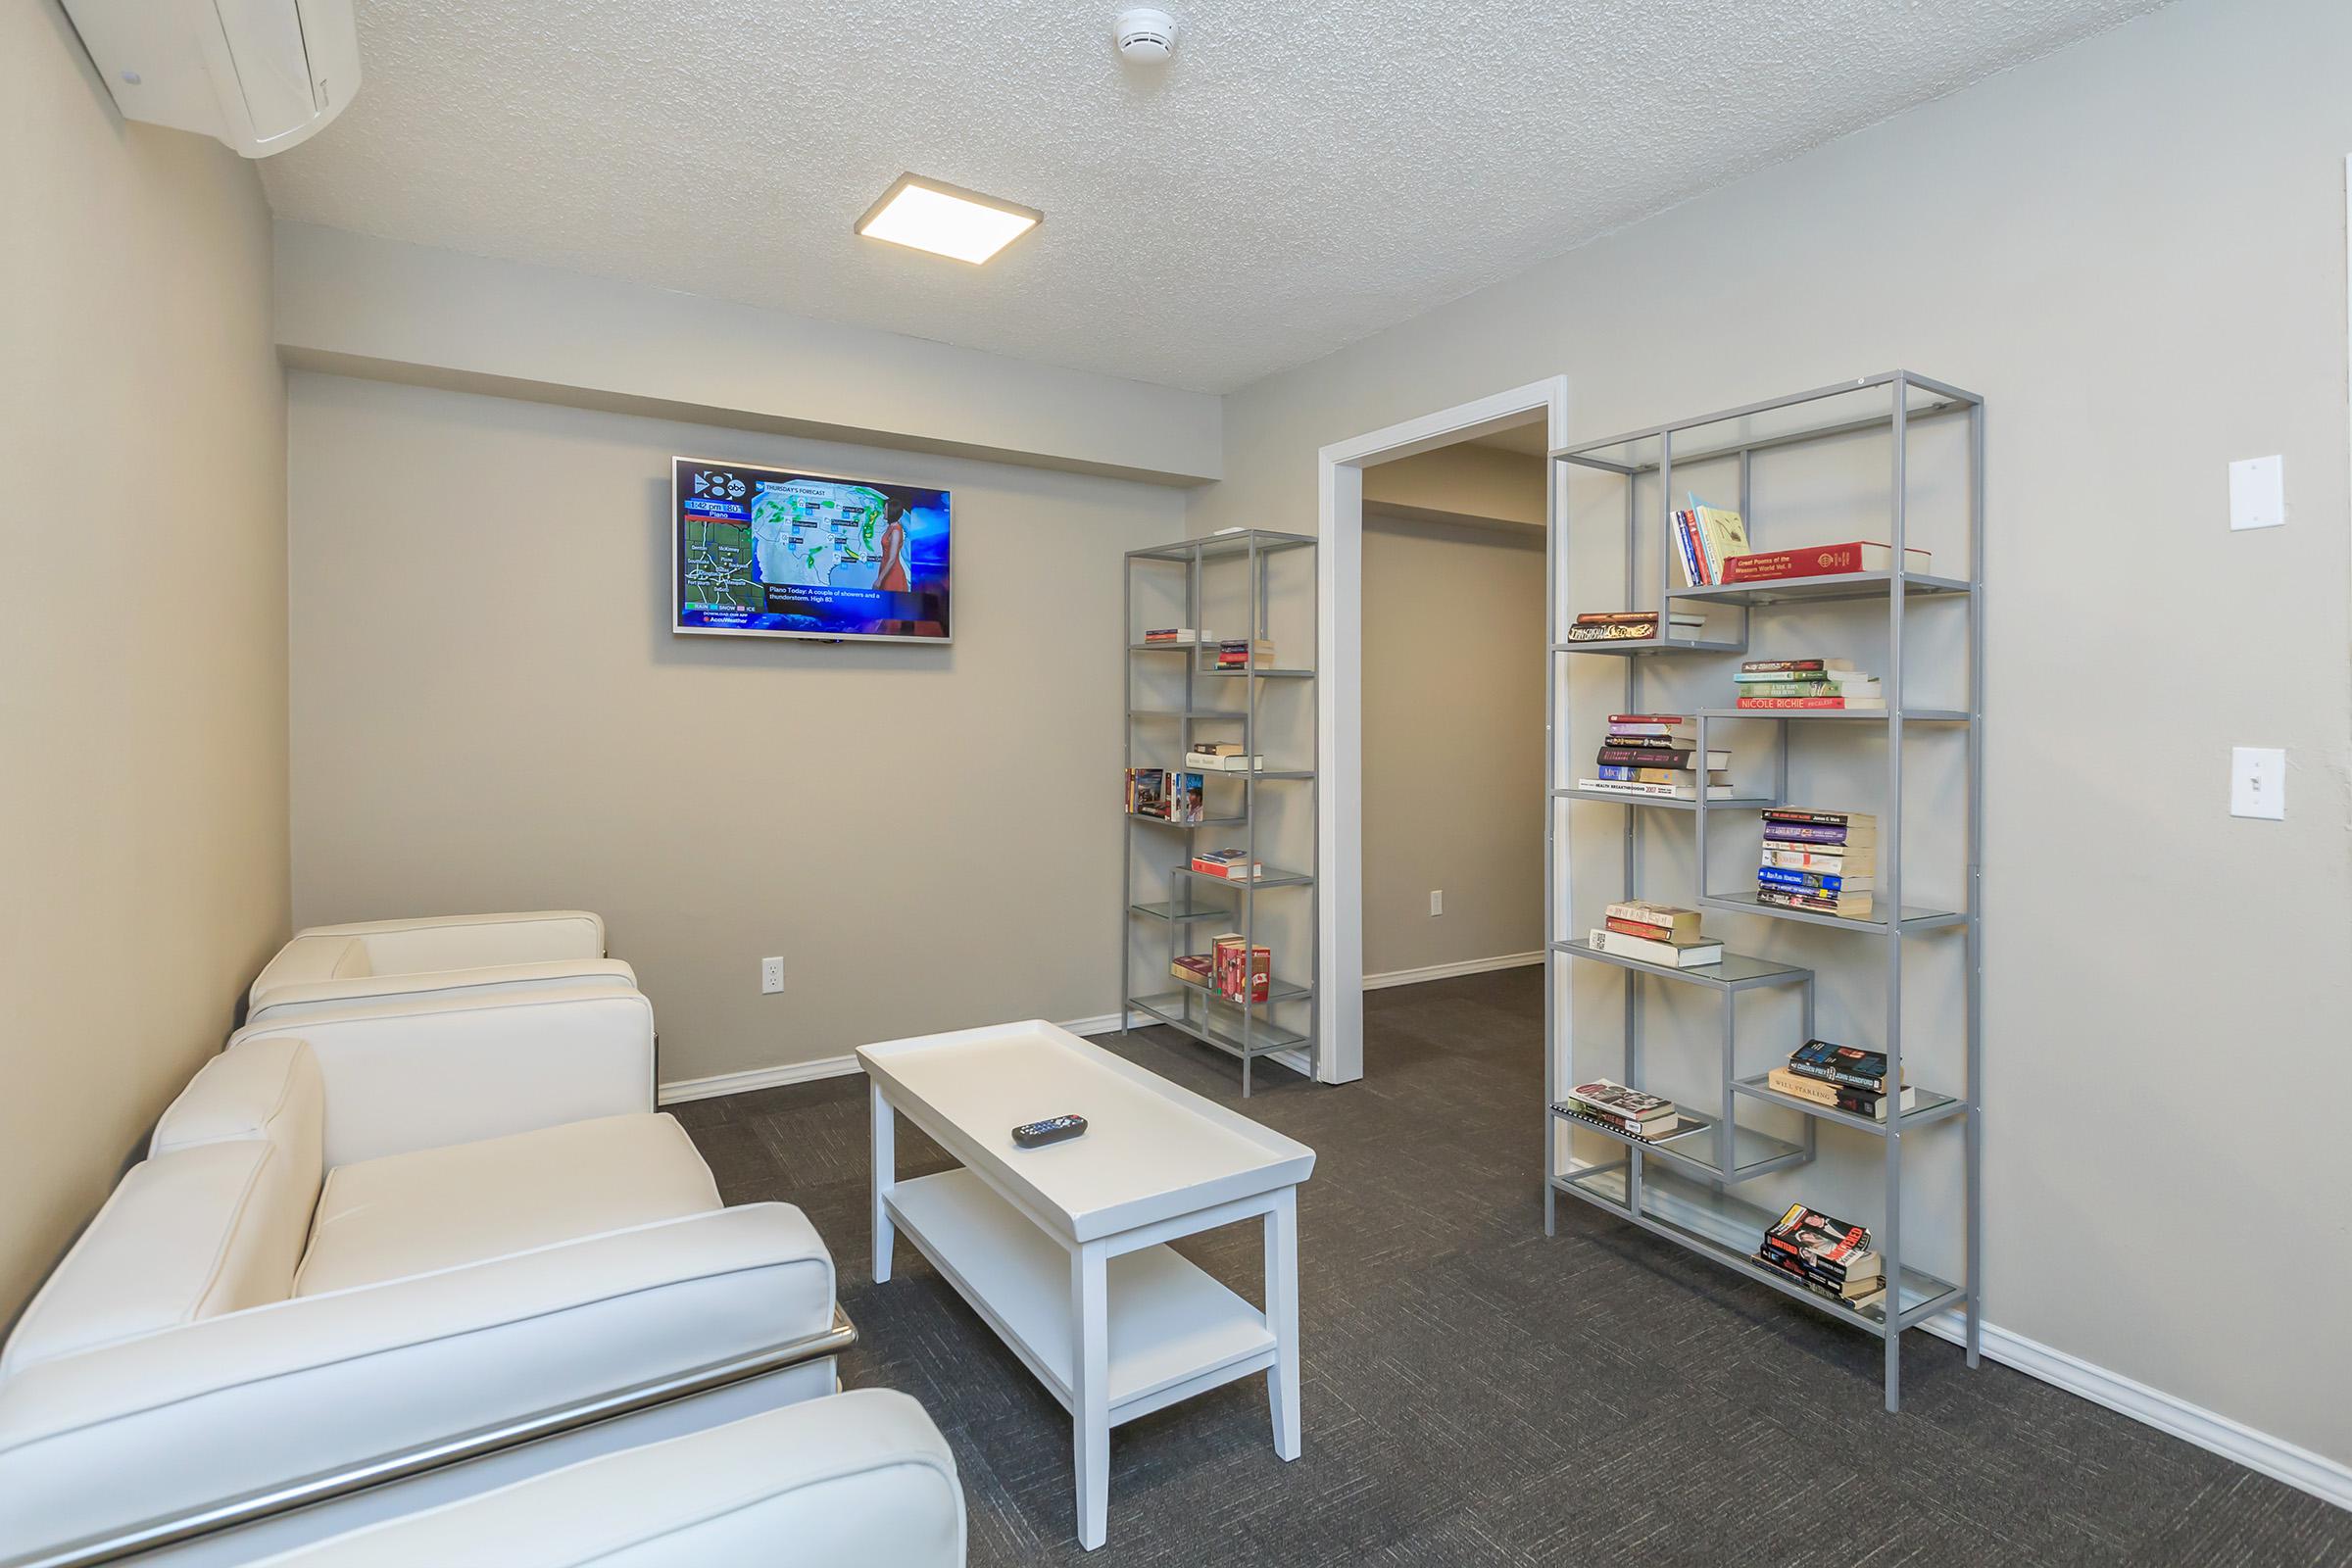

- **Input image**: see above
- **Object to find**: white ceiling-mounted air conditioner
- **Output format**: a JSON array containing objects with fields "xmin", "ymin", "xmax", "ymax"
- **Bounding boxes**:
[{"xmin": 61, "ymin": 0, "xmax": 361, "ymax": 159}]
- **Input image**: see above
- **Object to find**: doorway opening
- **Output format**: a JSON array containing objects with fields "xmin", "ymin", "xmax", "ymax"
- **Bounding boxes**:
[{"xmin": 1313, "ymin": 378, "xmax": 1568, "ymax": 1082}]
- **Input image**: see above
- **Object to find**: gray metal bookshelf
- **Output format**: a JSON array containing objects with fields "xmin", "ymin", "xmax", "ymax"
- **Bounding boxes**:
[
  {"xmin": 1120, "ymin": 528, "xmax": 1318, "ymax": 1097},
  {"xmin": 1543, "ymin": 371, "xmax": 1983, "ymax": 1411}
]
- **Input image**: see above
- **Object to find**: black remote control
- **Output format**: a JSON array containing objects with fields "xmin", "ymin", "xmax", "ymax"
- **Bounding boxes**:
[{"xmin": 1012, "ymin": 1113, "xmax": 1088, "ymax": 1149}]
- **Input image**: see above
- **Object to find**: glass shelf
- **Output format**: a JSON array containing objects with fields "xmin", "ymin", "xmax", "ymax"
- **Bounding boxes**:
[
  {"xmin": 1129, "ymin": 528, "xmax": 1316, "ymax": 564},
  {"xmin": 1552, "ymin": 636, "xmax": 1747, "ymax": 658},
  {"xmin": 1125, "ymin": 812, "xmax": 1248, "ymax": 829},
  {"xmin": 1127, "ymin": 901, "xmax": 1234, "ymax": 924},
  {"xmin": 1700, "ymin": 891, "xmax": 1966, "ymax": 934},
  {"xmin": 1554, "ymin": 937, "xmax": 1810, "ymax": 992},
  {"xmin": 1555, "ymin": 788, "xmax": 1780, "ymax": 812},
  {"xmin": 1166, "ymin": 971, "xmax": 1311, "ymax": 1007},
  {"xmin": 1696, "ymin": 708, "xmax": 1970, "ymax": 724},
  {"xmin": 1127, "ymin": 991, "xmax": 1309, "ymax": 1056},
  {"xmin": 1668, "ymin": 571, "xmax": 1972, "ymax": 608},
  {"xmin": 1729, "ymin": 1073, "xmax": 1966, "ymax": 1135},
  {"xmin": 1552, "ymin": 372, "xmax": 1976, "ymax": 476},
  {"xmin": 1551, "ymin": 1159, "xmax": 1964, "ymax": 1334},
  {"xmin": 1550, "ymin": 1101, "xmax": 1806, "ymax": 1182},
  {"xmin": 1170, "ymin": 864, "xmax": 1312, "ymax": 890}
]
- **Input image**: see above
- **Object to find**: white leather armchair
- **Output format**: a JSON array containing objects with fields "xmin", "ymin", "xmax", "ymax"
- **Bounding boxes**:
[
  {"xmin": 248, "ymin": 1391, "xmax": 964, "ymax": 1567},
  {"xmin": 0, "ymin": 1004, "xmax": 849, "ymax": 1567},
  {"xmin": 246, "ymin": 911, "xmax": 637, "ymax": 1028}
]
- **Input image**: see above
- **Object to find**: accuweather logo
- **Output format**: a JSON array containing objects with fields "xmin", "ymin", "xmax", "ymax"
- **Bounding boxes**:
[{"xmin": 692, "ymin": 471, "xmax": 748, "ymax": 500}]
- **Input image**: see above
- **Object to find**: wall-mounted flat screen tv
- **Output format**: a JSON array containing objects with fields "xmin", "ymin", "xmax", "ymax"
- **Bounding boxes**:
[{"xmin": 672, "ymin": 457, "xmax": 952, "ymax": 642}]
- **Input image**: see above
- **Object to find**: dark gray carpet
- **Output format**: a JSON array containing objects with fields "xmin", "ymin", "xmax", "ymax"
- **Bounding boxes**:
[{"xmin": 673, "ymin": 969, "xmax": 2351, "ymax": 1565}]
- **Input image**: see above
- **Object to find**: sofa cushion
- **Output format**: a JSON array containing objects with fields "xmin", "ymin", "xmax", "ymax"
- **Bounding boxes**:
[
  {"xmin": 294, "ymin": 1112, "xmax": 720, "ymax": 1297},
  {"xmin": 0, "ymin": 1141, "xmax": 304, "ymax": 1379}
]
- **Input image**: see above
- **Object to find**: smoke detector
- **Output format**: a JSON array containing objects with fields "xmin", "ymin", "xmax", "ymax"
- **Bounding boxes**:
[{"xmin": 1113, "ymin": 9, "xmax": 1177, "ymax": 64}]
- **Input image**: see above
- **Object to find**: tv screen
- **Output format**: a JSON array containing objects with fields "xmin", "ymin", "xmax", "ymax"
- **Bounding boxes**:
[{"xmin": 672, "ymin": 457, "xmax": 952, "ymax": 642}]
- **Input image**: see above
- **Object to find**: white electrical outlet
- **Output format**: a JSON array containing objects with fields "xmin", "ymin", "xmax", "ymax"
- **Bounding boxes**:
[
  {"xmin": 2230, "ymin": 748, "xmax": 2285, "ymax": 820},
  {"xmin": 1429, "ymin": 890, "xmax": 1444, "ymax": 916},
  {"xmin": 760, "ymin": 956, "xmax": 785, "ymax": 994},
  {"xmin": 2229, "ymin": 455, "xmax": 2285, "ymax": 530}
]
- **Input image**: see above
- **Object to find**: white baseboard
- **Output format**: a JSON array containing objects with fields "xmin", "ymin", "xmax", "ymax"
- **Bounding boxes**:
[
  {"xmin": 1915, "ymin": 1311, "xmax": 2352, "ymax": 1511},
  {"xmin": 656, "ymin": 1013, "xmax": 1128, "ymax": 1104},
  {"xmin": 657, "ymin": 1054, "xmax": 859, "ymax": 1104},
  {"xmin": 1363, "ymin": 951, "xmax": 1543, "ymax": 991}
]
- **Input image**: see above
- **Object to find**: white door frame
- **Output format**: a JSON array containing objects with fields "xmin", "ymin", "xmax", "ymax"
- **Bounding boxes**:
[{"xmin": 1314, "ymin": 375, "xmax": 1570, "ymax": 1083}]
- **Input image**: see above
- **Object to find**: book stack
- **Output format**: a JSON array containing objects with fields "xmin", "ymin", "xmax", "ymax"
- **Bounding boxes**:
[
  {"xmin": 1719, "ymin": 541, "xmax": 1932, "ymax": 585},
  {"xmin": 1587, "ymin": 901, "xmax": 1724, "ymax": 968},
  {"xmin": 1184, "ymin": 741, "xmax": 1261, "ymax": 772},
  {"xmin": 1124, "ymin": 767, "xmax": 1204, "ymax": 823},
  {"xmin": 1755, "ymin": 809, "xmax": 1875, "ymax": 918},
  {"xmin": 1755, "ymin": 1202, "xmax": 1886, "ymax": 1311},
  {"xmin": 1217, "ymin": 638, "xmax": 1275, "ymax": 670},
  {"xmin": 1766, "ymin": 1039, "xmax": 1916, "ymax": 1121},
  {"xmin": 1190, "ymin": 848, "xmax": 1263, "ymax": 880},
  {"xmin": 1732, "ymin": 658, "xmax": 1885, "ymax": 710},
  {"xmin": 1143, "ymin": 626, "xmax": 1211, "ymax": 646},
  {"xmin": 1563, "ymin": 610, "xmax": 1706, "ymax": 644},
  {"xmin": 1555, "ymin": 1079, "xmax": 1680, "ymax": 1140},
  {"xmin": 1211, "ymin": 933, "xmax": 1271, "ymax": 1003},
  {"xmin": 1580, "ymin": 712, "xmax": 1731, "ymax": 802},
  {"xmin": 1170, "ymin": 953, "xmax": 1214, "ymax": 989},
  {"xmin": 1670, "ymin": 497, "xmax": 1749, "ymax": 586}
]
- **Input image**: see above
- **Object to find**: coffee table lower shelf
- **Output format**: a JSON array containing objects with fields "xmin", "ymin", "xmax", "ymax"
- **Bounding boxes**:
[{"xmin": 884, "ymin": 1169, "xmax": 1278, "ymax": 1421}]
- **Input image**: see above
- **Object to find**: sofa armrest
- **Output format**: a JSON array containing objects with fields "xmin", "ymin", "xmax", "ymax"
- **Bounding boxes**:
[
  {"xmin": 249, "ymin": 958, "xmax": 641, "ymax": 1026},
  {"xmin": 0, "ymin": 1204, "xmax": 836, "ymax": 1565},
  {"xmin": 229, "ymin": 986, "xmax": 656, "ymax": 1166},
  {"xmin": 247, "ymin": 1390, "xmax": 961, "ymax": 1567}
]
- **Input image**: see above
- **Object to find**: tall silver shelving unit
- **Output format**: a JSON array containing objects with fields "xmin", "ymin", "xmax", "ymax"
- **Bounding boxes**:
[
  {"xmin": 1120, "ymin": 529, "xmax": 1318, "ymax": 1097},
  {"xmin": 1542, "ymin": 371, "xmax": 1982, "ymax": 1411}
]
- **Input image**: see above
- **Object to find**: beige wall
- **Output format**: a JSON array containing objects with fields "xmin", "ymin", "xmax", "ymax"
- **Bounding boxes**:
[
  {"xmin": 1361, "ymin": 511, "xmax": 1546, "ymax": 977},
  {"xmin": 275, "ymin": 223, "xmax": 1223, "ymax": 486},
  {"xmin": 0, "ymin": 7, "xmax": 290, "ymax": 1319},
  {"xmin": 1361, "ymin": 441, "xmax": 1546, "ymax": 531},
  {"xmin": 287, "ymin": 373, "xmax": 1185, "ymax": 1086},
  {"xmin": 1191, "ymin": 0, "xmax": 2352, "ymax": 1467}
]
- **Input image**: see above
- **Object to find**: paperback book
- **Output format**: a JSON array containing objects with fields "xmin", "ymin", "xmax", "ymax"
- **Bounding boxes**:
[{"xmin": 1559, "ymin": 1079, "xmax": 1681, "ymax": 1139}]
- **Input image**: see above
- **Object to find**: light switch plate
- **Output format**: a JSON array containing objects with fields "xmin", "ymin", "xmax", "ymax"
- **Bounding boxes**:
[
  {"xmin": 2230, "ymin": 747, "xmax": 2285, "ymax": 819},
  {"xmin": 2229, "ymin": 455, "xmax": 2285, "ymax": 530},
  {"xmin": 1429, "ymin": 890, "xmax": 1444, "ymax": 916}
]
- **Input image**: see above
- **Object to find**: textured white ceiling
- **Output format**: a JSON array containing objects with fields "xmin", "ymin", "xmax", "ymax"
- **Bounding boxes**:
[{"xmin": 260, "ymin": 0, "xmax": 2166, "ymax": 394}]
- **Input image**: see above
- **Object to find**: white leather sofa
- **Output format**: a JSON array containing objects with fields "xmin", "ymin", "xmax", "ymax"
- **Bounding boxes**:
[
  {"xmin": 247, "ymin": 1390, "xmax": 964, "ymax": 1567},
  {"xmin": 0, "ymin": 993, "xmax": 849, "ymax": 1567},
  {"xmin": 245, "ymin": 910, "xmax": 638, "ymax": 1028}
]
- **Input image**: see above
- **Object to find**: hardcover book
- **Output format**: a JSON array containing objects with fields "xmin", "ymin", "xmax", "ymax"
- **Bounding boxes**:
[
  {"xmin": 1788, "ymin": 1039, "xmax": 1894, "ymax": 1092},
  {"xmin": 1595, "ymin": 748, "xmax": 1730, "ymax": 771},
  {"xmin": 1588, "ymin": 926, "xmax": 1724, "ymax": 969},
  {"xmin": 1738, "ymin": 659, "xmax": 1853, "ymax": 674},
  {"xmin": 1719, "ymin": 542, "xmax": 1932, "ymax": 583},
  {"xmin": 1602, "ymin": 901, "xmax": 1703, "ymax": 942}
]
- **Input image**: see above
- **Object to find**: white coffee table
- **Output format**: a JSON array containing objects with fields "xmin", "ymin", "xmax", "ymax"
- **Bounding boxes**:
[{"xmin": 858, "ymin": 1019, "xmax": 1315, "ymax": 1551}]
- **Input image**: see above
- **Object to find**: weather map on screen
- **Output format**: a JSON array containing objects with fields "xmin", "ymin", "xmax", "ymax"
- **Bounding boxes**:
[{"xmin": 673, "ymin": 458, "xmax": 952, "ymax": 641}]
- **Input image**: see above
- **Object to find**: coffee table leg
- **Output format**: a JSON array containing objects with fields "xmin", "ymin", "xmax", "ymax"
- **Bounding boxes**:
[
  {"xmin": 1072, "ymin": 1243, "xmax": 1110, "ymax": 1549},
  {"xmin": 870, "ymin": 1082, "xmax": 896, "ymax": 1285},
  {"xmin": 1264, "ymin": 1187, "xmax": 1300, "ymax": 1460}
]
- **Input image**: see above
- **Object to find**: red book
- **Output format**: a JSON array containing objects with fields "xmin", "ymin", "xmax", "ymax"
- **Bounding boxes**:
[
  {"xmin": 1719, "ymin": 542, "xmax": 1933, "ymax": 583},
  {"xmin": 1735, "ymin": 697, "xmax": 1881, "ymax": 710},
  {"xmin": 1604, "ymin": 915, "xmax": 1675, "ymax": 943}
]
